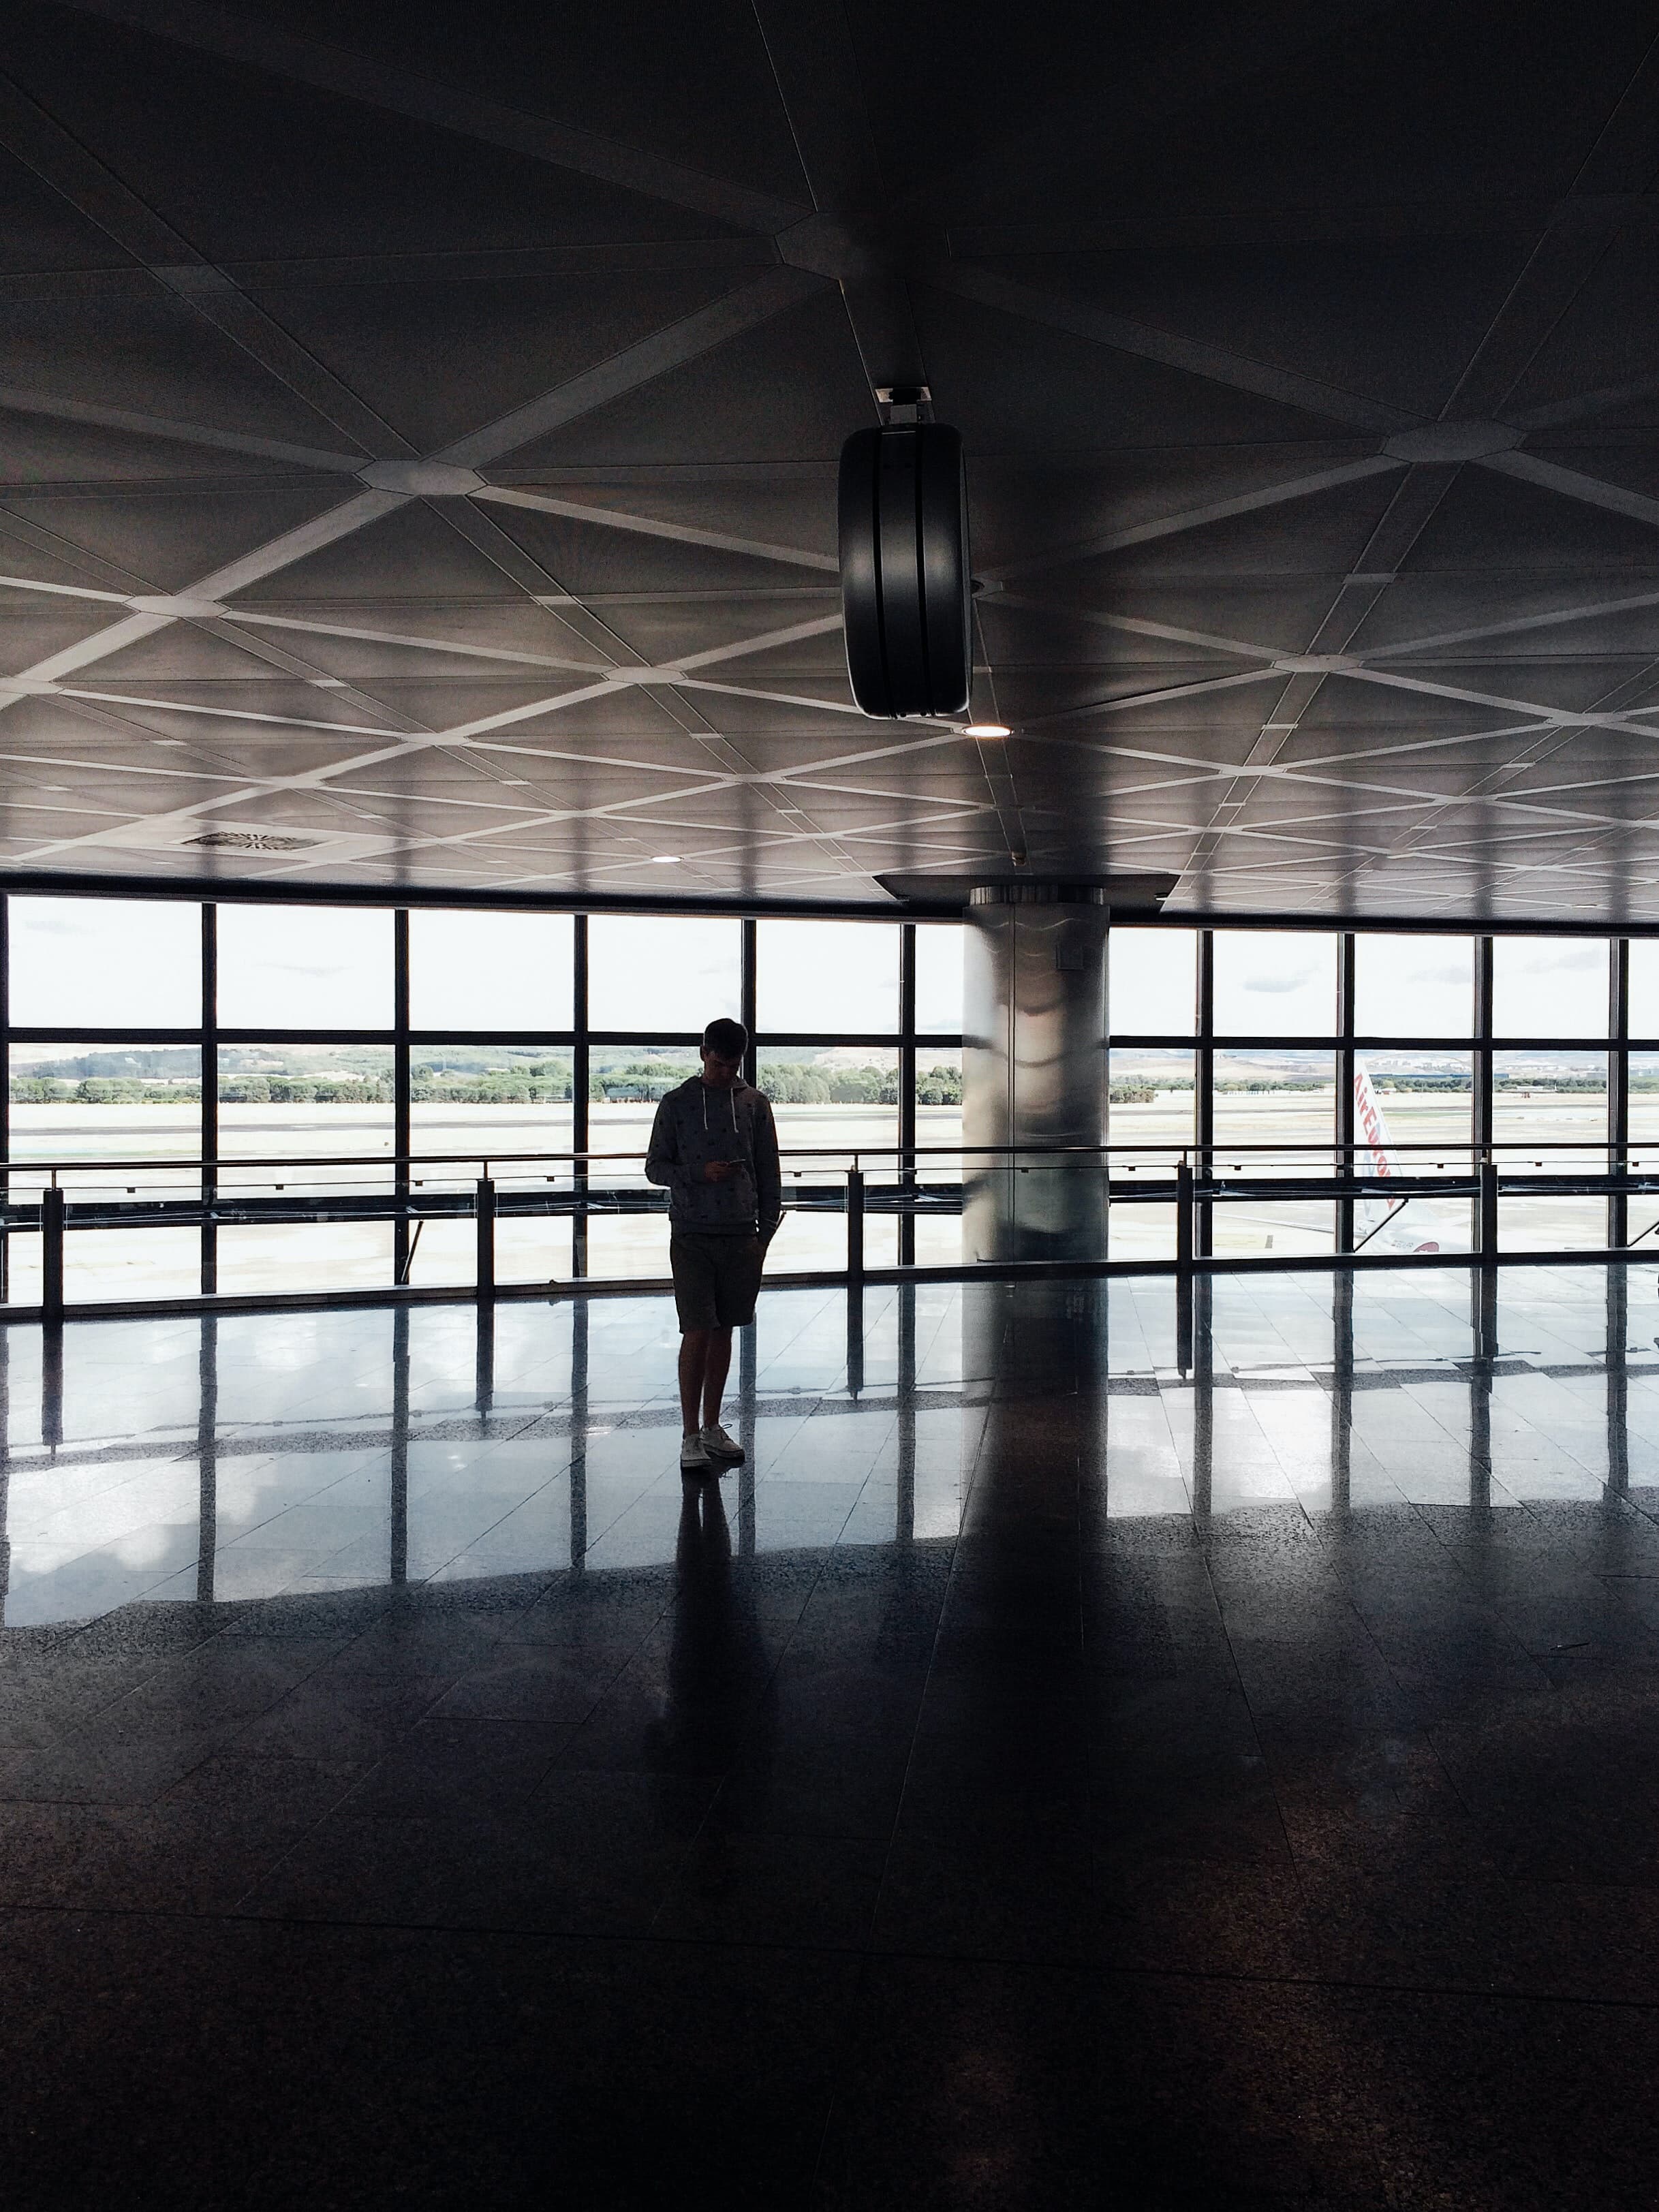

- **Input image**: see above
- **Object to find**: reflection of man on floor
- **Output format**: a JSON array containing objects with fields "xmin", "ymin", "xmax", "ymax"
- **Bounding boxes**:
[
  {"xmin": 645, "ymin": 1018, "xmax": 781, "ymax": 1474},
  {"xmin": 651, "ymin": 1475, "xmax": 775, "ymax": 1790}
]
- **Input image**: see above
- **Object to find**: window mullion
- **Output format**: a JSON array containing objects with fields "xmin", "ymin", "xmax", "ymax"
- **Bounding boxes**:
[
  {"xmin": 200, "ymin": 903, "xmax": 217, "ymax": 1298},
  {"xmin": 393, "ymin": 909, "xmax": 410, "ymax": 1287},
  {"xmin": 572, "ymin": 914, "xmax": 589, "ymax": 1281}
]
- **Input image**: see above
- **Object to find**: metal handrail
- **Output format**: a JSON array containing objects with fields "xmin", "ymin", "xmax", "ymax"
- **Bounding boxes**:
[
  {"xmin": 0, "ymin": 1136, "xmax": 1646, "ymax": 1177},
  {"xmin": 5, "ymin": 1127, "xmax": 1655, "ymax": 1326}
]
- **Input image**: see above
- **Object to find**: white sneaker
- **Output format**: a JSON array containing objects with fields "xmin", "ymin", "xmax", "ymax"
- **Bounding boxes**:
[
  {"xmin": 680, "ymin": 1432, "xmax": 710, "ymax": 1471},
  {"xmin": 700, "ymin": 1422, "xmax": 744, "ymax": 1463}
]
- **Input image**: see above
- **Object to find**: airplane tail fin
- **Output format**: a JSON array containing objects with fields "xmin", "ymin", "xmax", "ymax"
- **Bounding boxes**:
[{"xmin": 1353, "ymin": 1060, "xmax": 1439, "ymax": 1252}]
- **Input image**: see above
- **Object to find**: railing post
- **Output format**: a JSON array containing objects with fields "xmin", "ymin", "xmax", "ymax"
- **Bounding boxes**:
[
  {"xmin": 1478, "ymin": 1153, "xmax": 1499, "ymax": 1262},
  {"xmin": 476, "ymin": 1174, "xmax": 496, "ymax": 1304},
  {"xmin": 40, "ymin": 1184, "xmax": 65, "ymax": 1326},
  {"xmin": 846, "ymin": 1163, "xmax": 865, "ymax": 1286}
]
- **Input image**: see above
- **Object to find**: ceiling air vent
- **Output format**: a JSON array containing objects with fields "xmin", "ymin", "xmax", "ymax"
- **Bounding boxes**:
[
  {"xmin": 89, "ymin": 817, "xmax": 399, "ymax": 862},
  {"xmin": 183, "ymin": 830, "xmax": 324, "ymax": 854}
]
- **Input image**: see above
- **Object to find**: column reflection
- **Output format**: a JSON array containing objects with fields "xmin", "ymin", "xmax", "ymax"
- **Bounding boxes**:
[
  {"xmin": 1607, "ymin": 1263, "xmax": 1629, "ymax": 1496},
  {"xmin": 736, "ymin": 1315, "xmax": 756, "ymax": 1560},
  {"xmin": 0, "ymin": 1333, "xmax": 10, "ymax": 1625},
  {"xmin": 1330, "ymin": 1271, "xmax": 1352, "ymax": 1516},
  {"xmin": 896, "ymin": 1283, "xmax": 916, "ymax": 1547},
  {"xmin": 569, "ymin": 1296, "xmax": 589, "ymax": 1573},
  {"xmin": 196, "ymin": 1315, "xmax": 217, "ymax": 1604},
  {"xmin": 474, "ymin": 1305, "xmax": 494, "ymax": 1424},
  {"xmin": 1190, "ymin": 1275, "xmax": 1213, "ymax": 1522},
  {"xmin": 390, "ymin": 1305, "xmax": 409, "ymax": 1585},
  {"xmin": 1469, "ymin": 1267, "xmax": 1495, "ymax": 1511},
  {"xmin": 41, "ymin": 1324, "xmax": 61, "ymax": 1453}
]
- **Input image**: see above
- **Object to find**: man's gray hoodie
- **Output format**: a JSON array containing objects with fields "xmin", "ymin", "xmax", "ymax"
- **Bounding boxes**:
[{"xmin": 645, "ymin": 1076, "xmax": 781, "ymax": 1236}]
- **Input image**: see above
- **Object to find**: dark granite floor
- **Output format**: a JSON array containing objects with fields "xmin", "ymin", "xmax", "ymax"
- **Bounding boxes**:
[{"xmin": 5, "ymin": 1266, "xmax": 1659, "ymax": 2205}]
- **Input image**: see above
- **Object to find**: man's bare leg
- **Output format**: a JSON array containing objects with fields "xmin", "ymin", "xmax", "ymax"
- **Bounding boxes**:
[
  {"xmin": 700, "ymin": 1326, "xmax": 734, "ymax": 1429},
  {"xmin": 679, "ymin": 1328, "xmax": 710, "ymax": 1436}
]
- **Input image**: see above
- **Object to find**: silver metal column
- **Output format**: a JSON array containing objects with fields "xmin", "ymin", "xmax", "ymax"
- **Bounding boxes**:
[{"xmin": 963, "ymin": 884, "xmax": 1108, "ymax": 1264}]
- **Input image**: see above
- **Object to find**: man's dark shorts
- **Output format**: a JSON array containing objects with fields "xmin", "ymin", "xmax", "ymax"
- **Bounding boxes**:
[{"xmin": 670, "ymin": 1230, "xmax": 764, "ymax": 1332}]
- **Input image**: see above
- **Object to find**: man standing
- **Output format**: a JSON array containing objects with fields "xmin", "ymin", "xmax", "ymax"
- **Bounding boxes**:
[{"xmin": 645, "ymin": 1018, "xmax": 782, "ymax": 1473}]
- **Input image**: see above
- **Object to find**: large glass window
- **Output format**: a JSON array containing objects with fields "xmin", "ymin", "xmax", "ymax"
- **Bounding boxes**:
[
  {"xmin": 215, "ymin": 1044, "xmax": 395, "ymax": 1296},
  {"xmin": 6, "ymin": 1041, "xmax": 202, "ymax": 1303},
  {"xmin": 10, "ymin": 896, "xmax": 199, "ymax": 1028},
  {"xmin": 410, "ymin": 1048, "xmax": 573, "ymax": 1153},
  {"xmin": 1354, "ymin": 934, "xmax": 1472, "ymax": 1036},
  {"xmin": 914, "ymin": 926, "xmax": 964, "ymax": 1035},
  {"xmin": 588, "ymin": 916, "xmax": 739, "ymax": 1032},
  {"xmin": 9, "ymin": 1043, "xmax": 202, "ymax": 1178},
  {"xmin": 0, "ymin": 895, "xmax": 1646, "ymax": 1303},
  {"xmin": 757, "ymin": 920, "xmax": 898, "ymax": 1033},
  {"xmin": 1630, "ymin": 1053, "xmax": 1659, "ymax": 1151},
  {"xmin": 1211, "ymin": 1051, "xmax": 1335, "ymax": 1255},
  {"xmin": 1352, "ymin": 1055, "xmax": 1474, "ymax": 1254},
  {"xmin": 914, "ymin": 1049, "xmax": 963, "ymax": 1124},
  {"xmin": 410, "ymin": 909, "xmax": 573, "ymax": 1031},
  {"xmin": 217, "ymin": 1045, "xmax": 394, "ymax": 1179},
  {"xmin": 1111, "ymin": 929, "xmax": 1198, "ymax": 1035},
  {"xmin": 758, "ymin": 1046, "xmax": 899, "ymax": 1271},
  {"xmin": 584, "ymin": 1044, "xmax": 698, "ymax": 1280},
  {"xmin": 1630, "ymin": 941, "xmax": 1659, "ymax": 1038},
  {"xmin": 1492, "ymin": 937, "xmax": 1608, "ymax": 1040},
  {"xmin": 1213, "ymin": 931, "xmax": 1337, "ymax": 1036},
  {"xmin": 1628, "ymin": 1053, "xmax": 1659, "ymax": 1244},
  {"xmin": 1108, "ymin": 1048, "xmax": 1194, "ymax": 1259},
  {"xmin": 217, "ymin": 905, "xmax": 392, "ymax": 1029},
  {"xmin": 911, "ymin": 1048, "xmax": 963, "ymax": 1268},
  {"xmin": 1492, "ymin": 1052, "xmax": 1609, "ymax": 1249}
]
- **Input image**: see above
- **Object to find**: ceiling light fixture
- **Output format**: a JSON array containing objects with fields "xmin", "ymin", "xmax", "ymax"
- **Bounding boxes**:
[
  {"xmin": 963, "ymin": 721, "xmax": 1011, "ymax": 738},
  {"xmin": 650, "ymin": 852, "xmax": 681, "ymax": 864}
]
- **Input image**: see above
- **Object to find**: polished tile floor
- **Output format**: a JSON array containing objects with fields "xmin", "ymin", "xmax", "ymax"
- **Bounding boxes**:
[{"xmin": 6, "ymin": 1267, "xmax": 1659, "ymax": 2204}]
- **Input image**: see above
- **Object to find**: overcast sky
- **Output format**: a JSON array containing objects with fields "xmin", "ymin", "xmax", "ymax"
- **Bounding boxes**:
[
  {"xmin": 5, "ymin": 896, "xmax": 1639, "ymax": 1046},
  {"xmin": 6, "ymin": 897, "xmax": 960, "ymax": 1038}
]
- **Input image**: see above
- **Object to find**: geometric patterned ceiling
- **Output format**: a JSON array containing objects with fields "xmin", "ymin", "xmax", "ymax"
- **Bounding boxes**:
[{"xmin": 4, "ymin": 0, "xmax": 1659, "ymax": 921}]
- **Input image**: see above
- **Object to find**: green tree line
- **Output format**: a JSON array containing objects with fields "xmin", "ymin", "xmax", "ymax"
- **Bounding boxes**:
[
  {"xmin": 11, "ymin": 1078, "xmax": 202, "ymax": 1104},
  {"xmin": 31, "ymin": 1063, "xmax": 1611, "ymax": 1112}
]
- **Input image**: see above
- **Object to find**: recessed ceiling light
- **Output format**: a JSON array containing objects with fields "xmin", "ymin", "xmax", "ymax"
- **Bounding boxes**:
[
  {"xmin": 151, "ymin": 739, "xmax": 186, "ymax": 747},
  {"xmin": 501, "ymin": 778, "xmax": 531, "ymax": 785},
  {"xmin": 650, "ymin": 852, "xmax": 681, "ymax": 864},
  {"xmin": 963, "ymin": 721, "xmax": 1011, "ymax": 738}
]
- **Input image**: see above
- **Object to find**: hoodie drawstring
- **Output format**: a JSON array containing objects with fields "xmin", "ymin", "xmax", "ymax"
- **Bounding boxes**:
[{"xmin": 701, "ymin": 1085, "xmax": 739, "ymax": 1139}]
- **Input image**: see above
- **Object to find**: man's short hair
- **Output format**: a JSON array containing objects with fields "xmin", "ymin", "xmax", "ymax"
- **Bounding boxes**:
[{"xmin": 702, "ymin": 1017, "xmax": 748, "ymax": 1059}]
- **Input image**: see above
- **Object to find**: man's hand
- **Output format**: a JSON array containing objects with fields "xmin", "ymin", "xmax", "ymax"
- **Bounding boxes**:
[{"xmin": 702, "ymin": 1159, "xmax": 737, "ymax": 1184}]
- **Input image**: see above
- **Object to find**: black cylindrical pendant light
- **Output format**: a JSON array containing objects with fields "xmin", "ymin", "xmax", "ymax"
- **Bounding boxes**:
[{"xmin": 838, "ymin": 422, "xmax": 972, "ymax": 718}]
